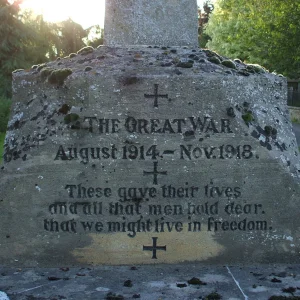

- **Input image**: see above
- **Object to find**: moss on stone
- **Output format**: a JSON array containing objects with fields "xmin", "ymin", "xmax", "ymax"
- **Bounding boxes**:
[
  {"xmin": 246, "ymin": 64, "xmax": 266, "ymax": 74},
  {"xmin": 187, "ymin": 277, "xmax": 207, "ymax": 285},
  {"xmin": 48, "ymin": 68, "xmax": 72, "ymax": 85},
  {"xmin": 269, "ymin": 296, "xmax": 300, "ymax": 300},
  {"xmin": 40, "ymin": 67, "xmax": 55, "ymax": 81},
  {"xmin": 272, "ymin": 128, "xmax": 278, "ymax": 136},
  {"xmin": 122, "ymin": 76, "xmax": 139, "ymax": 85},
  {"xmin": 177, "ymin": 62, "xmax": 194, "ymax": 68},
  {"xmin": 222, "ymin": 60, "xmax": 236, "ymax": 69},
  {"xmin": 37, "ymin": 63, "xmax": 47, "ymax": 72},
  {"xmin": 208, "ymin": 56, "xmax": 221, "ymax": 65},
  {"xmin": 264, "ymin": 126, "xmax": 278, "ymax": 136},
  {"xmin": 238, "ymin": 69, "xmax": 250, "ymax": 76},
  {"xmin": 227, "ymin": 107, "xmax": 236, "ymax": 117},
  {"xmin": 264, "ymin": 126, "xmax": 273, "ymax": 136},
  {"xmin": 123, "ymin": 279, "xmax": 133, "ymax": 287},
  {"xmin": 64, "ymin": 113, "xmax": 79, "ymax": 124},
  {"xmin": 203, "ymin": 49, "xmax": 217, "ymax": 57},
  {"xmin": 234, "ymin": 58, "xmax": 243, "ymax": 64},
  {"xmin": 12, "ymin": 69, "xmax": 24, "ymax": 73},
  {"xmin": 59, "ymin": 104, "xmax": 71, "ymax": 115},
  {"xmin": 205, "ymin": 292, "xmax": 222, "ymax": 300},
  {"xmin": 106, "ymin": 292, "xmax": 124, "ymax": 300},
  {"xmin": 242, "ymin": 112, "xmax": 254, "ymax": 124},
  {"xmin": 77, "ymin": 46, "xmax": 94, "ymax": 55}
]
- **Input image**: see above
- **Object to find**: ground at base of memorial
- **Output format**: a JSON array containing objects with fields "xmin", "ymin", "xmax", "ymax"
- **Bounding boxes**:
[{"xmin": 1, "ymin": 264, "xmax": 300, "ymax": 299}]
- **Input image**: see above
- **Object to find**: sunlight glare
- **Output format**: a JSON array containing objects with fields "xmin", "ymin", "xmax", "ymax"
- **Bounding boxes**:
[
  {"xmin": 20, "ymin": 0, "xmax": 105, "ymax": 28},
  {"xmin": 19, "ymin": 0, "xmax": 210, "ymax": 29}
]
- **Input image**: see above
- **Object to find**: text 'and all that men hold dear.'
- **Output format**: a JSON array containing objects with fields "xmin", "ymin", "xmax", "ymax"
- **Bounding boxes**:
[{"xmin": 44, "ymin": 181, "xmax": 270, "ymax": 237}]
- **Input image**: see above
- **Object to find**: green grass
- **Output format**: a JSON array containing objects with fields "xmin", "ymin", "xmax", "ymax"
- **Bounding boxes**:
[
  {"xmin": 292, "ymin": 117, "xmax": 300, "ymax": 124},
  {"xmin": 0, "ymin": 132, "xmax": 5, "ymax": 163}
]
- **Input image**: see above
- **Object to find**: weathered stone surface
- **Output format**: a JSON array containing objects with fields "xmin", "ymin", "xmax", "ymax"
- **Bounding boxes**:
[
  {"xmin": 0, "ymin": 46, "xmax": 300, "ymax": 266},
  {"xmin": 104, "ymin": 0, "xmax": 198, "ymax": 46}
]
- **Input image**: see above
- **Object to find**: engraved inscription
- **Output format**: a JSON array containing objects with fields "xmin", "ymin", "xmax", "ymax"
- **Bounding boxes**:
[{"xmin": 42, "ymin": 84, "xmax": 271, "ymax": 261}]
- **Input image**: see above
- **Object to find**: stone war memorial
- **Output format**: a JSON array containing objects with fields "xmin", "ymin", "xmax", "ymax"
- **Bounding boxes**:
[{"xmin": 1, "ymin": 0, "xmax": 300, "ymax": 267}]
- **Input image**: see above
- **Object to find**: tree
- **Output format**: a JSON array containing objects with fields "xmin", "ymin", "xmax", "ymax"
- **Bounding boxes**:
[
  {"xmin": 198, "ymin": 1, "xmax": 214, "ymax": 48},
  {"xmin": 21, "ymin": 12, "xmax": 60, "ymax": 63},
  {"xmin": 205, "ymin": 0, "xmax": 300, "ymax": 78},
  {"xmin": 56, "ymin": 18, "xmax": 86, "ymax": 56},
  {"xmin": 0, "ymin": 0, "xmax": 34, "ymax": 97},
  {"xmin": 0, "ymin": 2, "xmax": 102, "ymax": 138},
  {"xmin": 0, "ymin": 1, "xmax": 103, "ymax": 97},
  {"xmin": 85, "ymin": 25, "xmax": 104, "ymax": 48}
]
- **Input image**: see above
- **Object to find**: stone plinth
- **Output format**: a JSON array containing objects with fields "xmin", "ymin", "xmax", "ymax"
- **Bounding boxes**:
[{"xmin": 1, "ymin": 46, "xmax": 300, "ymax": 266}]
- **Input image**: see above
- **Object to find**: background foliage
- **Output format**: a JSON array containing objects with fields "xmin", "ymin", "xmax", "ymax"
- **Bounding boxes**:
[
  {"xmin": 0, "ymin": 0, "xmax": 104, "ymax": 97},
  {"xmin": 204, "ymin": 0, "xmax": 300, "ymax": 78},
  {"xmin": 0, "ymin": 2, "xmax": 103, "ymax": 137},
  {"xmin": 0, "ymin": 0, "xmax": 103, "ymax": 161},
  {"xmin": 0, "ymin": 96, "xmax": 11, "ymax": 132},
  {"xmin": 1, "ymin": 0, "xmax": 300, "ymax": 160}
]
